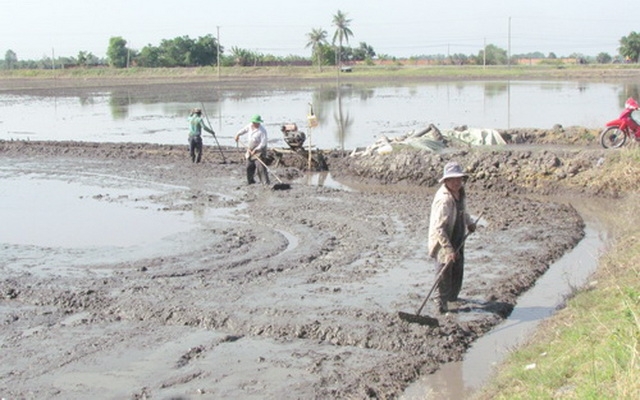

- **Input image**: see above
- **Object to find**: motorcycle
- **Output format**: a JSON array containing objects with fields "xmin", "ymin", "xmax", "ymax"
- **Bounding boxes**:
[{"xmin": 599, "ymin": 97, "xmax": 640, "ymax": 148}]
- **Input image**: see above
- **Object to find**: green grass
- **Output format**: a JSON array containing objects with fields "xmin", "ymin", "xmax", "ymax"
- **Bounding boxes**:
[{"xmin": 475, "ymin": 150, "xmax": 640, "ymax": 399}]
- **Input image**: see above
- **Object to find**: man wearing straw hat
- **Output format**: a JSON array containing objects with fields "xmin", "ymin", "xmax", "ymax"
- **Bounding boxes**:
[
  {"xmin": 234, "ymin": 114, "xmax": 270, "ymax": 185},
  {"xmin": 428, "ymin": 161, "xmax": 477, "ymax": 314}
]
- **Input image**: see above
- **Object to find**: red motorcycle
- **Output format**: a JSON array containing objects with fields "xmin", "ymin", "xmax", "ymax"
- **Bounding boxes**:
[{"xmin": 599, "ymin": 97, "xmax": 640, "ymax": 148}]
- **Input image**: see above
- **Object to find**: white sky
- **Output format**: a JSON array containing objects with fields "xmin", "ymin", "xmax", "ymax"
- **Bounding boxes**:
[{"xmin": 1, "ymin": 0, "xmax": 638, "ymax": 61}]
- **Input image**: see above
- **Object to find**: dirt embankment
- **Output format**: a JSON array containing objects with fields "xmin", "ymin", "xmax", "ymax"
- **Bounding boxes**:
[
  {"xmin": 0, "ymin": 134, "xmax": 620, "ymax": 399},
  {"xmin": 323, "ymin": 125, "xmax": 620, "ymax": 197}
]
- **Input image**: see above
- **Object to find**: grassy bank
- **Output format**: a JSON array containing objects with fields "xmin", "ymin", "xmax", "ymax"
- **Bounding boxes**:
[
  {"xmin": 476, "ymin": 148, "xmax": 640, "ymax": 399},
  {"xmin": 3, "ymin": 65, "xmax": 640, "ymax": 93},
  {"xmin": 2, "ymin": 64, "xmax": 640, "ymax": 82}
]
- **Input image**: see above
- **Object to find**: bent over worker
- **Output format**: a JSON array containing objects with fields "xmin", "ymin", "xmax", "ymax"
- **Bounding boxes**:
[
  {"xmin": 427, "ymin": 161, "xmax": 477, "ymax": 314},
  {"xmin": 187, "ymin": 108, "xmax": 215, "ymax": 163},
  {"xmin": 234, "ymin": 114, "xmax": 269, "ymax": 185}
]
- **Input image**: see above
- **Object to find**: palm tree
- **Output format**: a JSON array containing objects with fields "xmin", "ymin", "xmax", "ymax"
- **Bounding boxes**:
[
  {"xmin": 305, "ymin": 28, "xmax": 328, "ymax": 71},
  {"xmin": 331, "ymin": 10, "xmax": 354, "ymax": 69}
]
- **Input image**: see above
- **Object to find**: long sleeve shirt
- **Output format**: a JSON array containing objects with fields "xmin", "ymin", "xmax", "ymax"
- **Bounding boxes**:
[
  {"xmin": 236, "ymin": 123, "xmax": 268, "ymax": 152},
  {"xmin": 428, "ymin": 184, "xmax": 472, "ymax": 261}
]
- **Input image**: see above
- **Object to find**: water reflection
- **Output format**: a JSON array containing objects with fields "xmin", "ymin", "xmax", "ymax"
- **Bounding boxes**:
[
  {"xmin": 78, "ymin": 93, "xmax": 95, "ymax": 106},
  {"xmin": 109, "ymin": 90, "xmax": 132, "ymax": 120},
  {"xmin": 483, "ymin": 82, "xmax": 508, "ymax": 98},
  {"xmin": 335, "ymin": 85, "xmax": 350, "ymax": 151},
  {"xmin": 300, "ymin": 172, "xmax": 353, "ymax": 191},
  {"xmin": 4, "ymin": 80, "xmax": 640, "ymax": 149},
  {"xmin": 618, "ymin": 85, "xmax": 640, "ymax": 106}
]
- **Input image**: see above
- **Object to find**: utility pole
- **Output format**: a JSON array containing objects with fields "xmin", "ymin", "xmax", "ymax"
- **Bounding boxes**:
[
  {"xmin": 508, "ymin": 17, "xmax": 512, "ymax": 68},
  {"xmin": 483, "ymin": 38, "xmax": 486, "ymax": 69},
  {"xmin": 217, "ymin": 26, "xmax": 221, "ymax": 79}
]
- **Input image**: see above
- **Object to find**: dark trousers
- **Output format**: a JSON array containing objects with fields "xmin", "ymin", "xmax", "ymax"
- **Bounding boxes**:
[
  {"xmin": 436, "ymin": 250, "xmax": 464, "ymax": 302},
  {"xmin": 189, "ymin": 136, "xmax": 203, "ymax": 163},
  {"xmin": 246, "ymin": 149, "xmax": 269, "ymax": 184}
]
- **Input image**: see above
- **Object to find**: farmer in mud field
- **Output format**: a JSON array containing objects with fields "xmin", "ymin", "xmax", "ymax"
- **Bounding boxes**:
[
  {"xmin": 234, "ymin": 114, "xmax": 270, "ymax": 185},
  {"xmin": 187, "ymin": 108, "xmax": 215, "ymax": 163},
  {"xmin": 428, "ymin": 161, "xmax": 477, "ymax": 314}
]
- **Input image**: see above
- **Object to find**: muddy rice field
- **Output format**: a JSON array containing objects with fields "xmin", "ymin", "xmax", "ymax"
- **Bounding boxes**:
[{"xmin": 0, "ymin": 120, "xmax": 618, "ymax": 400}]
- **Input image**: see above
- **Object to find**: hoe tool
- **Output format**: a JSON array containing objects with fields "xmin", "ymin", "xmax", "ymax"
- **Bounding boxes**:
[
  {"xmin": 399, "ymin": 212, "xmax": 483, "ymax": 326},
  {"xmin": 254, "ymin": 155, "xmax": 291, "ymax": 190},
  {"xmin": 239, "ymin": 138, "xmax": 291, "ymax": 190}
]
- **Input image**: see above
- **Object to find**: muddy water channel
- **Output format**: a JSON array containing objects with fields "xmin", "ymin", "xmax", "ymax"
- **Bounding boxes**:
[{"xmin": 403, "ymin": 218, "xmax": 605, "ymax": 399}]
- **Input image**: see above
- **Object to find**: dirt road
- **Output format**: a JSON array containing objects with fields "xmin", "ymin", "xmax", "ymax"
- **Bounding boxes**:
[{"xmin": 0, "ymin": 138, "xmax": 602, "ymax": 399}]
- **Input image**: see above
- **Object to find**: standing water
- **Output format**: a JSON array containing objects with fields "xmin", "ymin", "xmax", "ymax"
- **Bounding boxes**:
[{"xmin": 2, "ymin": 80, "xmax": 640, "ymax": 150}]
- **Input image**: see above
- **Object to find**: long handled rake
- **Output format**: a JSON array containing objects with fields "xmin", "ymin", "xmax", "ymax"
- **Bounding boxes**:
[{"xmin": 200, "ymin": 102, "xmax": 227, "ymax": 163}]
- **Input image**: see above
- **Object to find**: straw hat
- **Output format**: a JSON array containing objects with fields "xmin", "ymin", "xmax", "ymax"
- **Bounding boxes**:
[{"xmin": 439, "ymin": 161, "xmax": 467, "ymax": 183}]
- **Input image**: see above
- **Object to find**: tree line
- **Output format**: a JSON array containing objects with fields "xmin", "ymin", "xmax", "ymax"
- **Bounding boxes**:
[
  {"xmin": 4, "ymin": 10, "xmax": 640, "ymax": 70},
  {"xmin": 105, "ymin": 11, "xmax": 372, "ymax": 69}
]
